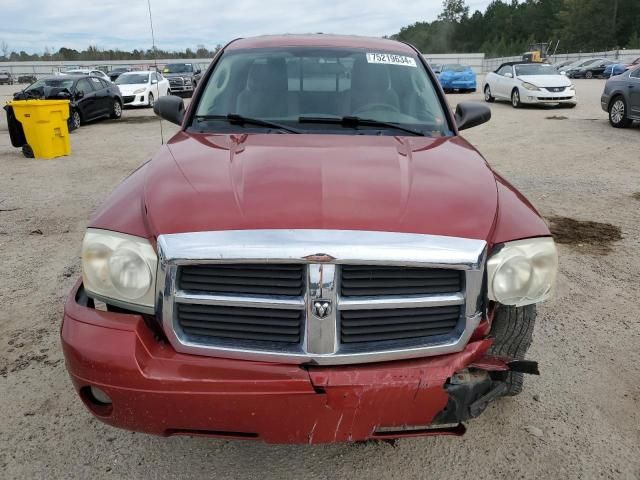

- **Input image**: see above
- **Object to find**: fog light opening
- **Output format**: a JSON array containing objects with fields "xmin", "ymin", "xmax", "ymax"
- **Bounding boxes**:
[
  {"xmin": 80, "ymin": 386, "xmax": 114, "ymax": 416},
  {"xmin": 90, "ymin": 386, "xmax": 112, "ymax": 405}
]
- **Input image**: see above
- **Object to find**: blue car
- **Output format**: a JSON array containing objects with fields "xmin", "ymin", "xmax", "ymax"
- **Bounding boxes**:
[
  {"xmin": 437, "ymin": 64, "xmax": 477, "ymax": 93},
  {"xmin": 603, "ymin": 63, "xmax": 628, "ymax": 78}
]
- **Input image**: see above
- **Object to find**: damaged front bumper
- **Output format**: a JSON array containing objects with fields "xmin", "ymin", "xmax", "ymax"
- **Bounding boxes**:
[{"xmin": 61, "ymin": 280, "xmax": 537, "ymax": 444}]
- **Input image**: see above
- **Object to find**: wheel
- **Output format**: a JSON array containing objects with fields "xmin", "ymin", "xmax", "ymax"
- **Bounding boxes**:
[
  {"xmin": 488, "ymin": 305, "xmax": 536, "ymax": 396},
  {"xmin": 484, "ymin": 85, "xmax": 495, "ymax": 103},
  {"xmin": 609, "ymin": 96, "xmax": 632, "ymax": 128},
  {"xmin": 585, "ymin": 71, "xmax": 593, "ymax": 79},
  {"xmin": 110, "ymin": 99, "xmax": 122, "ymax": 119},
  {"xmin": 147, "ymin": 92, "xmax": 155, "ymax": 108},
  {"xmin": 511, "ymin": 88, "xmax": 521, "ymax": 108},
  {"xmin": 22, "ymin": 144, "xmax": 35, "ymax": 158},
  {"xmin": 70, "ymin": 109, "xmax": 82, "ymax": 130}
]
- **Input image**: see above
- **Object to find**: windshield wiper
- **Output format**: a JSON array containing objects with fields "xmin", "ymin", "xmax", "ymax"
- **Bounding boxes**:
[
  {"xmin": 298, "ymin": 115, "xmax": 426, "ymax": 136},
  {"xmin": 194, "ymin": 113, "xmax": 302, "ymax": 134}
]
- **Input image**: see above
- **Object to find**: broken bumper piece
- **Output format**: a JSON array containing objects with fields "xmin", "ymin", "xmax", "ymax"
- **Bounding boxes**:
[{"xmin": 61, "ymin": 280, "xmax": 538, "ymax": 444}]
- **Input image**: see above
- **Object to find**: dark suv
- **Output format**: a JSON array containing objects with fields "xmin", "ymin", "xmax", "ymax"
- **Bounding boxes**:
[
  {"xmin": 161, "ymin": 63, "xmax": 203, "ymax": 97},
  {"xmin": 0, "ymin": 71, "xmax": 14, "ymax": 85}
]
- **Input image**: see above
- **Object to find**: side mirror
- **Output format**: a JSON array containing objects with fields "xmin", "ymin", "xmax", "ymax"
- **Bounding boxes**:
[
  {"xmin": 154, "ymin": 95, "xmax": 185, "ymax": 125},
  {"xmin": 151, "ymin": 79, "xmax": 158, "ymax": 84},
  {"xmin": 75, "ymin": 91, "xmax": 84, "ymax": 99},
  {"xmin": 195, "ymin": 69, "xmax": 201, "ymax": 75},
  {"xmin": 504, "ymin": 72, "xmax": 513, "ymax": 78},
  {"xmin": 455, "ymin": 102, "xmax": 491, "ymax": 131}
]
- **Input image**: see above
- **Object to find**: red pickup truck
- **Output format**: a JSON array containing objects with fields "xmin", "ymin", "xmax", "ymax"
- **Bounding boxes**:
[{"xmin": 61, "ymin": 35, "xmax": 558, "ymax": 444}]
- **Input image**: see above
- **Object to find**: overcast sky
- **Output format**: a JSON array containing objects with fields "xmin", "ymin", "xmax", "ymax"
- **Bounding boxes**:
[{"xmin": 2, "ymin": 0, "xmax": 492, "ymax": 54}]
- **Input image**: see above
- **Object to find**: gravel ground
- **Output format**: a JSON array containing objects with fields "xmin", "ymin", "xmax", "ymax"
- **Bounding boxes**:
[{"xmin": 0, "ymin": 79, "xmax": 638, "ymax": 480}]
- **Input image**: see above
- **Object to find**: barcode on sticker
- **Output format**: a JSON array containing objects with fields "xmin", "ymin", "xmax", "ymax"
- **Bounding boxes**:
[{"xmin": 366, "ymin": 53, "xmax": 417, "ymax": 67}]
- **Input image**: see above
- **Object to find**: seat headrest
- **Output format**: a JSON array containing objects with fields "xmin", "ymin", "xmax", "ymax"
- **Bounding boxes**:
[
  {"xmin": 351, "ymin": 56, "xmax": 392, "ymax": 92},
  {"xmin": 246, "ymin": 58, "xmax": 287, "ymax": 93}
]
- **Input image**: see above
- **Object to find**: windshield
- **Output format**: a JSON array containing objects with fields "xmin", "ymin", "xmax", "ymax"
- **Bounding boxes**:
[
  {"xmin": 442, "ymin": 64, "xmax": 468, "ymax": 72},
  {"xmin": 194, "ymin": 47, "xmax": 449, "ymax": 136},
  {"xmin": 164, "ymin": 64, "xmax": 193, "ymax": 73},
  {"xmin": 116, "ymin": 73, "xmax": 150, "ymax": 85},
  {"xmin": 26, "ymin": 78, "xmax": 75, "ymax": 91},
  {"xmin": 515, "ymin": 64, "xmax": 559, "ymax": 76}
]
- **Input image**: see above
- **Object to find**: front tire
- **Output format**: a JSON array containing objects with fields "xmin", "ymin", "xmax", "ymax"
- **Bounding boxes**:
[
  {"xmin": 110, "ymin": 99, "xmax": 122, "ymax": 119},
  {"xmin": 70, "ymin": 109, "xmax": 82, "ymax": 131},
  {"xmin": 484, "ymin": 85, "xmax": 495, "ymax": 103},
  {"xmin": 488, "ymin": 305, "xmax": 537, "ymax": 396},
  {"xmin": 609, "ymin": 96, "xmax": 632, "ymax": 128},
  {"xmin": 147, "ymin": 92, "xmax": 155, "ymax": 108},
  {"xmin": 585, "ymin": 71, "xmax": 593, "ymax": 79},
  {"xmin": 511, "ymin": 88, "xmax": 521, "ymax": 108}
]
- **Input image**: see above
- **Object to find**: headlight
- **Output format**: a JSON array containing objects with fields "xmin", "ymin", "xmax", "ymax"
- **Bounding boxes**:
[
  {"xmin": 133, "ymin": 87, "xmax": 146, "ymax": 94},
  {"xmin": 487, "ymin": 238, "xmax": 558, "ymax": 307},
  {"xmin": 521, "ymin": 82, "xmax": 540, "ymax": 91},
  {"xmin": 184, "ymin": 78, "xmax": 192, "ymax": 84},
  {"xmin": 568, "ymin": 84, "xmax": 576, "ymax": 90},
  {"xmin": 82, "ymin": 229, "xmax": 157, "ymax": 312}
]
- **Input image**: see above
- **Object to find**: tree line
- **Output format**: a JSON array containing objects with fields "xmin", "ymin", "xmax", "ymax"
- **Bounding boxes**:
[
  {"xmin": 2, "ymin": 1, "xmax": 640, "ymax": 62},
  {"xmin": 392, "ymin": 0, "xmax": 640, "ymax": 57},
  {"xmin": 0, "ymin": 42, "xmax": 221, "ymax": 62}
]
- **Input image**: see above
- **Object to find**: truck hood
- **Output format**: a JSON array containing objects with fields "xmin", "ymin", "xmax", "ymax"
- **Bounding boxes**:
[
  {"xmin": 141, "ymin": 132, "xmax": 499, "ymax": 240},
  {"xmin": 163, "ymin": 72, "xmax": 193, "ymax": 78}
]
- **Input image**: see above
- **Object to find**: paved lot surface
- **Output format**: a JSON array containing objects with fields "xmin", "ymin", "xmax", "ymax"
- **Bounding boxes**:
[{"xmin": 0, "ymin": 80, "xmax": 638, "ymax": 480}]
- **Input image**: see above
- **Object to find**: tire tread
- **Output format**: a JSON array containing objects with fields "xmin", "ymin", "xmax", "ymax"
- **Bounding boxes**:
[{"xmin": 487, "ymin": 305, "xmax": 536, "ymax": 396}]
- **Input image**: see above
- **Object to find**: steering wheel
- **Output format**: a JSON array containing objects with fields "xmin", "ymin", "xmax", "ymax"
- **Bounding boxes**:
[{"xmin": 352, "ymin": 103, "xmax": 400, "ymax": 116}]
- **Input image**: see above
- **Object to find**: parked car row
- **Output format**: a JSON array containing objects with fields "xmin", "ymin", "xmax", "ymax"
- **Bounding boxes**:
[
  {"xmin": 480, "ymin": 58, "xmax": 639, "ymax": 129},
  {"xmin": 10, "ymin": 66, "xmax": 182, "ymax": 133},
  {"xmin": 14, "ymin": 75, "xmax": 124, "ymax": 131},
  {"xmin": 556, "ymin": 56, "xmax": 640, "ymax": 79}
]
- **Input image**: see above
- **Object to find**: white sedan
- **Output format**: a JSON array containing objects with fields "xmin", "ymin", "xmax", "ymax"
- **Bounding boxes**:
[
  {"xmin": 484, "ymin": 62, "xmax": 577, "ymax": 108},
  {"xmin": 61, "ymin": 68, "xmax": 113, "ymax": 83},
  {"xmin": 114, "ymin": 71, "xmax": 171, "ymax": 107}
]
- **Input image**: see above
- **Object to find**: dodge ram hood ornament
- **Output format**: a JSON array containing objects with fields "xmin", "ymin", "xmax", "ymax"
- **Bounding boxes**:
[{"xmin": 312, "ymin": 300, "xmax": 332, "ymax": 319}]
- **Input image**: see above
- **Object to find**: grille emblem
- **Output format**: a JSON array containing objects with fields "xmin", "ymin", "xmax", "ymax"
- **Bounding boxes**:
[
  {"xmin": 304, "ymin": 253, "xmax": 335, "ymax": 263},
  {"xmin": 312, "ymin": 300, "xmax": 332, "ymax": 319}
]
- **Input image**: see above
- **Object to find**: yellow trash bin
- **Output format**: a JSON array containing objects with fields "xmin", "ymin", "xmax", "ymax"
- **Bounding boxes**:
[{"xmin": 9, "ymin": 99, "xmax": 71, "ymax": 159}]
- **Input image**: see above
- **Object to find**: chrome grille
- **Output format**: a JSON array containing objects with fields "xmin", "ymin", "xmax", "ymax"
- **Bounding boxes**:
[
  {"xmin": 340, "ymin": 265, "xmax": 462, "ymax": 296},
  {"xmin": 176, "ymin": 303, "xmax": 303, "ymax": 344},
  {"xmin": 157, "ymin": 230, "xmax": 487, "ymax": 366},
  {"xmin": 179, "ymin": 264, "xmax": 304, "ymax": 296},
  {"xmin": 340, "ymin": 305, "xmax": 461, "ymax": 344}
]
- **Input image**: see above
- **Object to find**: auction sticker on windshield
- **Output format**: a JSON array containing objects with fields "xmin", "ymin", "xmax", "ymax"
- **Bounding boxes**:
[{"xmin": 366, "ymin": 53, "xmax": 417, "ymax": 67}]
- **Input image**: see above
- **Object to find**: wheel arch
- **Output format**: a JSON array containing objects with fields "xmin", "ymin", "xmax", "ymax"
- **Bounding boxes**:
[{"xmin": 607, "ymin": 92, "xmax": 626, "ymax": 110}]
